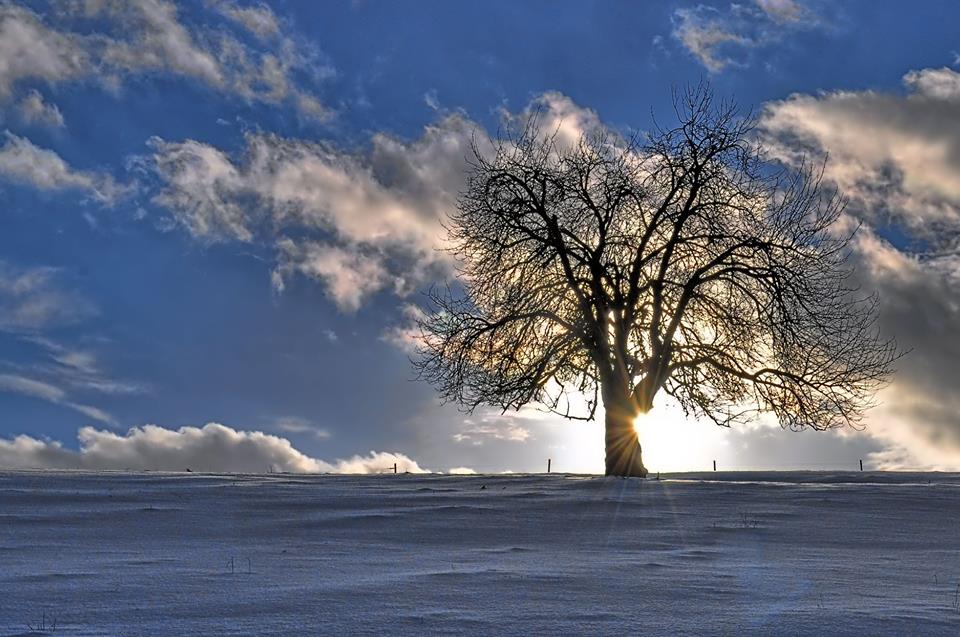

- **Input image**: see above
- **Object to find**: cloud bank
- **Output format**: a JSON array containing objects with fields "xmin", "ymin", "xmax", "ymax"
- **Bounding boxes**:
[
  {"xmin": 0, "ymin": 423, "xmax": 428, "ymax": 474},
  {"xmin": 760, "ymin": 63, "xmax": 960, "ymax": 469}
]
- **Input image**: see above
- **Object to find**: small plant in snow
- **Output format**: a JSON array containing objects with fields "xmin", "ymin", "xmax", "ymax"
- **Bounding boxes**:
[
  {"xmin": 26, "ymin": 610, "xmax": 57, "ymax": 633},
  {"xmin": 737, "ymin": 511, "xmax": 760, "ymax": 529}
]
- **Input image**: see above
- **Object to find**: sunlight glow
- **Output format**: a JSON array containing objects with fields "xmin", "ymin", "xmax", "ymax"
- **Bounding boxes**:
[
  {"xmin": 631, "ymin": 400, "xmax": 730, "ymax": 473},
  {"xmin": 550, "ymin": 396, "xmax": 732, "ymax": 474},
  {"xmin": 551, "ymin": 419, "xmax": 605, "ymax": 474}
]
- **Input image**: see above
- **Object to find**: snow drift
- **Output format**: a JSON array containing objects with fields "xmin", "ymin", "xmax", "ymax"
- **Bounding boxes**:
[{"xmin": 1, "ymin": 472, "xmax": 957, "ymax": 635}]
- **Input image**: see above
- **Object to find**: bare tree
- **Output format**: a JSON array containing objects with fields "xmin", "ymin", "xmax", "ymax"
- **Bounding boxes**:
[{"xmin": 414, "ymin": 87, "xmax": 897, "ymax": 477}]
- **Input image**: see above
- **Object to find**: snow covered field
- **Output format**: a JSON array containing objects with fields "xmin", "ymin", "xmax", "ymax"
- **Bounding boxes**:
[{"xmin": 2, "ymin": 471, "xmax": 959, "ymax": 636}]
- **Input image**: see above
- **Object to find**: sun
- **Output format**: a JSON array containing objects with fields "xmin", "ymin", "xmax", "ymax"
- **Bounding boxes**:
[
  {"xmin": 550, "ymin": 396, "xmax": 729, "ymax": 474},
  {"xmin": 631, "ymin": 401, "xmax": 729, "ymax": 473}
]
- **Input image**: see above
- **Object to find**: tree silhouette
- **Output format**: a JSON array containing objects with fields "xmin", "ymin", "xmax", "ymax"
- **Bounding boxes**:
[{"xmin": 414, "ymin": 87, "xmax": 897, "ymax": 476}]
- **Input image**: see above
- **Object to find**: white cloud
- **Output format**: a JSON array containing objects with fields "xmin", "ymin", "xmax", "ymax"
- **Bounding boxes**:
[
  {"xmin": 0, "ymin": 423, "xmax": 428, "ymax": 474},
  {"xmin": 149, "ymin": 137, "xmax": 251, "ymax": 241},
  {"xmin": 423, "ymin": 89, "xmax": 439, "ymax": 111},
  {"xmin": 247, "ymin": 120, "xmax": 469, "ymax": 249},
  {"xmin": 332, "ymin": 450, "xmax": 426, "ymax": 474},
  {"xmin": 754, "ymin": 0, "xmax": 806, "ymax": 24},
  {"xmin": 150, "ymin": 95, "xmax": 611, "ymax": 313},
  {"xmin": 274, "ymin": 240, "xmax": 389, "ymax": 312},
  {"xmin": 97, "ymin": 0, "xmax": 332, "ymax": 119},
  {"xmin": 0, "ymin": 132, "xmax": 126, "ymax": 205},
  {"xmin": 0, "ymin": 262, "xmax": 96, "ymax": 332},
  {"xmin": 213, "ymin": 1, "xmax": 281, "ymax": 40},
  {"xmin": 902, "ymin": 67, "xmax": 960, "ymax": 102},
  {"xmin": 759, "ymin": 66, "xmax": 960, "ymax": 246},
  {"xmin": 381, "ymin": 303, "xmax": 426, "ymax": 354},
  {"xmin": 150, "ymin": 117, "xmax": 472, "ymax": 250},
  {"xmin": 93, "ymin": 0, "xmax": 224, "ymax": 88},
  {"xmin": 0, "ymin": 434, "xmax": 77, "ymax": 470},
  {"xmin": 32, "ymin": 338, "xmax": 97, "ymax": 374},
  {"xmin": 17, "ymin": 89, "xmax": 65, "ymax": 128},
  {"xmin": 502, "ymin": 91, "xmax": 609, "ymax": 150},
  {"xmin": 0, "ymin": 1, "xmax": 329, "ymax": 120},
  {"xmin": 0, "ymin": 5, "xmax": 88, "ymax": 99},
  {"xmin": 150, "ymin": 115, "xmax": 477, "ymax": 306}
]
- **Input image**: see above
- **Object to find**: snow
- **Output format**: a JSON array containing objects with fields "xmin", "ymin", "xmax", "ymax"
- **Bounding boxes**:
[{"xmin": 1, "ymin": 471, "xmax": 959, "ymax": 635}]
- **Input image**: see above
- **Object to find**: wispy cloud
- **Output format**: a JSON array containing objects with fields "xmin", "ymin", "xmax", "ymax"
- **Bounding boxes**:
[
  {"xmin": 21, "ymin": 336, "xmax": 147, "ymax": 397},
  {"xmin": 270, "ymin": 416, "xmax": 331, "ymax": 440},
  {"xmin": 0, "ymin": 262, "xmax": 96, "ymax": 332},
  {"xmin": 454, "ymin": 413, "xmax": 532, "ymax": 445},
  {"xmin": 672, "ymin": 6, "xmax": 751, "ymax": 73},
  {"xmin": 0, "ymin": 373, "xmax": 114, "ymax": 424},
  {"xmin": 754, "ymin": 0, "xmax": 808, "ymax": 24},
  {"xmin": 0, "ymin": 4, "xmax": 88, "ymax": 100},
  {"xmin": 671, "ymin": 0, "xmax": 822, "ymax": 72},
  {"xmin": 0, "ymin": 264, "xmax": 143, "ymax": 425}
]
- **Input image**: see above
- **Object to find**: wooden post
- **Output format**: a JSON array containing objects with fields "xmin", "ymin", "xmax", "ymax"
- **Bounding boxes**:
[
  {"xmin": 713, "ymin": 460, "xmax": 716, "ymax": 471},
  {"xmin": 859, "ymin": 458, "xmax": 863, "ymax": 471},
  {"xmin": 393, "ymin": 462, "xmax": 397, "ymax": 474},
  {"xmin": 547, "ymin": 458, "xmax": 551, "ymax": 473}
]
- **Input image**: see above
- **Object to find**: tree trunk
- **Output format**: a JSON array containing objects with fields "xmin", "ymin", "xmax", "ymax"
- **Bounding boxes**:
[{"xmin": 604, "ymin": 397, "xmax": 648, "ymax": 477}]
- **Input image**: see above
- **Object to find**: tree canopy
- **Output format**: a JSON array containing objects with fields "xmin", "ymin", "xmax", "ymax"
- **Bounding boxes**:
[{"xmin": 414, "ymin": 88, "xmax": 898, "ymax": 475}]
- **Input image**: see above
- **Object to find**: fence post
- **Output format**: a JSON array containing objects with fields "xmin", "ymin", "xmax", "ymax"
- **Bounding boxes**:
[
  {"xmin": 393, "ymin": 462, "xmax": 397, "ymax": 474},
  {"xmin": 713, "ymin": 460, "xmax": 716, "ymax": 472},
  {"xmin": 859, "ymin": 459, "xmax": 863, "ymax": 471},
  {"xmin": 547, "ymin": 458, "xmax": 551, "ymax": 473}
]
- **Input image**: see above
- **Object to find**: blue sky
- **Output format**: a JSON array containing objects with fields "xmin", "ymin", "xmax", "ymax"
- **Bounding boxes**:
[{"xmin": 2, "ymin": 0, "xmax": 960, "ymax": 473}]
